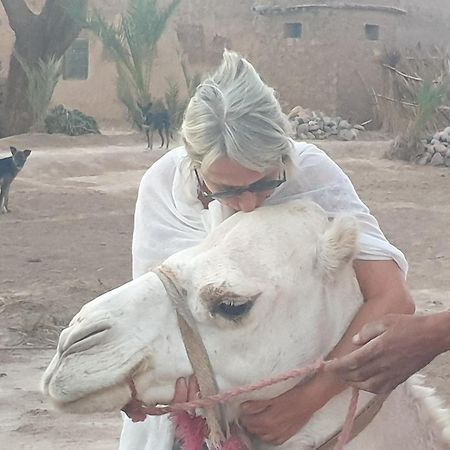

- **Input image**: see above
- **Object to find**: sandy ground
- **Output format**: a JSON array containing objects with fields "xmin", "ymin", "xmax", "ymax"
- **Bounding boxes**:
[{"xmin": 0, "ymin": 132, "xmax": 449, "ymax": 449}]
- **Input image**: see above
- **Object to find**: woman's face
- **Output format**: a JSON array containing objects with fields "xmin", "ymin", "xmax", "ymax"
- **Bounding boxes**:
[{"xmin": 201, "ymin": 157, "xmax": 282, "ymax": 212}]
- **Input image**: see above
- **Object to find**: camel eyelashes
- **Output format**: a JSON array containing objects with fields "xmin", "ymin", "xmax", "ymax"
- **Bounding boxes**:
[
  {"xmin": 208, "ymin": 292, "xmax": 261, "ymax": 320},
  {"xmin": 213, "ymin": 300, "xmax": 254, "ymax": 320}
]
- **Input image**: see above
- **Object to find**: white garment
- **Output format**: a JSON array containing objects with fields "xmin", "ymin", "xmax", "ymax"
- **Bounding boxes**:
[{"xmin": 120, "ymin": 141, "xmax": 408, "ymax": 450}]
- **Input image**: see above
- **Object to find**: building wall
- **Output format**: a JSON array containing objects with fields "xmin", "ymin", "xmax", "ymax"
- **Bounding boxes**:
[
  {"xmin": 0, "ymin": 0, "xmax": 449, "ymax": 127},
  {"xmin": 249, "ymin": 8, "xmax": 403, "ymax": 121}
]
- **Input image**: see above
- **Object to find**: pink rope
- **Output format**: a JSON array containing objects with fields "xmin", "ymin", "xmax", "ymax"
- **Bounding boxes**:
[
  {"xmin": 334, "ymin": 387, "xmax": 359, "ymax": 450},
  {"xmin": 155, "ymin": 358, "xmax": 325, "ymax": 414},
  {"xmin": 130, "ymin": 358, "xmax": 359, "ymax": 450}
]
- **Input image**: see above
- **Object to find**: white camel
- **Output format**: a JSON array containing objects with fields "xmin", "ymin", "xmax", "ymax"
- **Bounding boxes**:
[{"xmin": 42, "ymin": 201, "xmax": 450, "ymax": 449}]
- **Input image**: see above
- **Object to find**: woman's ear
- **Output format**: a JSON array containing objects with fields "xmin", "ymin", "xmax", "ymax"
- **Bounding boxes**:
[{"xmin": 316, "ymin": 216, "xmax": 359, "ymax": 278}]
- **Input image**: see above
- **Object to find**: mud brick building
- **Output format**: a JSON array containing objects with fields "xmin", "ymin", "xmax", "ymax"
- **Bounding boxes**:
[{"xmin": 1, "ymin": 0, "xmax": 449, "ymax": 126}]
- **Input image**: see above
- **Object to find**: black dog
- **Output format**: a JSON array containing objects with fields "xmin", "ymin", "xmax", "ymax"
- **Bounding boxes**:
[
  {"xmin": 0, "ymin": 146, "xmax": 31, "ymax": 213},
  {"xmin": 137, "ymin": 102, "xmax": 171, "ymax": 150}
]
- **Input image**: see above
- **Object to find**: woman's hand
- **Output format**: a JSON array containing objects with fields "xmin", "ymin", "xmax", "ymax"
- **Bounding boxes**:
[
  {"xmin": 239, "ymin": 372, "xmax": 341, "ymax": 445},
  {"xmin": 325, "ymin": 313, "xmax": 448, "ymax": 394}
]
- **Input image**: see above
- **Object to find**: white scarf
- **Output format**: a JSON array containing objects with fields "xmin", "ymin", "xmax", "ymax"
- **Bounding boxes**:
[{"xmin": 132, "ymin": 141, "xmax": 407, "ymax": 279}]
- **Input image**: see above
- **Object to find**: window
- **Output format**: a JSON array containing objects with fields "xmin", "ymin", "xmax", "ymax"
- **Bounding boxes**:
[
  {"xmin": 63, "ymin": 39, "xmax": 89, "ymax": 80},
  {"xmin": 365, "ymin": 24, "xmax": 379, "ymax": 41},
  {"xmin": 284, "ymin": 23, "xmax": 302, "ymax": 39}
]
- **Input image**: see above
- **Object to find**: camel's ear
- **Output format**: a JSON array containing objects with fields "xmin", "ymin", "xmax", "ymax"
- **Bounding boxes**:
[{"xmin": 317, "ymin": 216, "xmax": 359, "ymax": 277}]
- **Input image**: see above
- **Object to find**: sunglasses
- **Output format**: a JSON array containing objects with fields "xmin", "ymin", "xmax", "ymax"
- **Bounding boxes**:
[{"xmin": 195, "ymin": 169, "xmax": 286, "ymax": 200}]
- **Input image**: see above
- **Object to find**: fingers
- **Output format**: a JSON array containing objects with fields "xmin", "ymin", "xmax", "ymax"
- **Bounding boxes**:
[
  {"xmin": 353, "ymin": 320, "xmax": 388, "ymax": 345},
  {"xmin": 325, "ymin": 340, "xmax": 378, "ymax": 374},
  {"xmin": 172, "ymin": 377, "xmax": 189, "ymax": 403},
  {"xmin": 187, "ymin": 375, "xmax": 200, "ymax": 400},
  {"xmin": 353, "ymin": 374, "xmax": 398, "ymax": 394}
]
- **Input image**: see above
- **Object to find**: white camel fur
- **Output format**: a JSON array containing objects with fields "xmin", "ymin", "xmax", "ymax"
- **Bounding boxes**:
[{"xmin": 42, "ymin": 201, "xmax": 450, "ymax": 449}]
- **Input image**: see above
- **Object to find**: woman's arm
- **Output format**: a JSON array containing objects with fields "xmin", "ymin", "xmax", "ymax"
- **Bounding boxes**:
[{"xmin": 239, "ymin": 259, "xmax": 415, "ymax": 445}]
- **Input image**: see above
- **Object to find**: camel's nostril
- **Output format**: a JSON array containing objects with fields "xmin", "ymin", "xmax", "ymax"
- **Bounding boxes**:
[{"xmin": 59, "ymin": 321, "xmax": 111, "ymax": 356}]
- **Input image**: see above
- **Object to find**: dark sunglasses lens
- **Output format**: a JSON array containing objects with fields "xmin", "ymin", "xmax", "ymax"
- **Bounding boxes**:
[
  {"xmin": 209, "ymin": 173, "xmax": 285, "ymax": 199},
  {"xmin": 210, "ymin": 189, "xmax": 243, "ymax": 200},
  {"xmin": 249, "ymin": 179, "xmax": 284, "ymax": 192}
]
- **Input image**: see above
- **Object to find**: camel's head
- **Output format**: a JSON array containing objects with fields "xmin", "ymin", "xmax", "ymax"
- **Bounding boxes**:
[{"xmin": 42, "ymin": 201, "xmax": 361, "ymax": 415}]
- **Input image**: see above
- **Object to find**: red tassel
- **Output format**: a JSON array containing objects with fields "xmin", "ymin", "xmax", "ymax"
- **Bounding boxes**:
[
  {"xmin": 170, "ymin": 411, "xmax": 209, "ymax": 450},
  {"xmin": 170, "ymin": 412, "xmax": 250, "ymax": 450}
]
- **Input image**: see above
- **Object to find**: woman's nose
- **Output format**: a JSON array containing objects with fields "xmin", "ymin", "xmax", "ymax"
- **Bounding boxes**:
[{"xmin": 237, "ymin": 191, "xmax": 259, "ymax": 212}]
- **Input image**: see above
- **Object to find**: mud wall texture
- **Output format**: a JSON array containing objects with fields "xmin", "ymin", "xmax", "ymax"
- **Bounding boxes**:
[{"xmin": 0, "ymin": 0, "xmax": 449, "ymax": 126}]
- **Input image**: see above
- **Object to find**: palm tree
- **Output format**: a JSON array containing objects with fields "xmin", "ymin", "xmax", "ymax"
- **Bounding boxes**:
[
  {"xmin": 14, "ymin": 52, "xmax": 62, "ymax": 132},
  {"xmin": 0, "ymin": 0, "xmax": 86, "ymax": 136},
  {"xmin": 87, "ymin": 0, "xmax": 181, "ymax": 128}
]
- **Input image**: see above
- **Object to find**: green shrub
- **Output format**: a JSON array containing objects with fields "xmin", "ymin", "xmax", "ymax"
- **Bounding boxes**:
[{"xmin": 45, "ymin": 104, "xmax": 100, "ymax": 136}]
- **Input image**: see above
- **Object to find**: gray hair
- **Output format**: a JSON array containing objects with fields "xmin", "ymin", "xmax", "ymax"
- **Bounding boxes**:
[{"xmin": 181, "ymin": 50, "xmax": 293, "ymax": 172}]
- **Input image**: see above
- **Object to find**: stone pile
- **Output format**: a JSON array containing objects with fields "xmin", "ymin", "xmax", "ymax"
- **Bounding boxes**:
[
  {"xmin": 417, "ymin": 127, "xmax": 450, "ymax": 167},
  {"xmin": 288, "ymin": 105, "xmax": 366, "ymax": 141}
]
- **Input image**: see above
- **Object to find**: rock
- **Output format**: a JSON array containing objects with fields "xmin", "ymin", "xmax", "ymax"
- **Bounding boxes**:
[
  {"xmin": 433, "ymin": 131, "xmax": 443, "ymax": 141},
  {"xmin": 445, "ymin": 156, "xmax": 450, "ymax": 167},
  {"xmin": 322, "ymin": 116, "xmax": 333, "ymax": 126},
  {"xmin": 338, "ymin": 119, "xmax": 352, "ymax": 129},
  {"xmin": 416, "ymin": 153, "xmax": 431, "ymax": 165},
  {"xmin": 338, "ymin": 128, "xmax": 357, "ymax": 141},
  {"xmin": 424, "ymin": 144, "xmax": 434, "ymax": 154},
  {"xmin": 296, "ymin": 123, "xmax": 309, "ymax": 135},
  {"xmin": 314, "ymin": 129, "xmax": 326, "ymax": 139},
  {"xmin": 433, "ymin": 143, "xmax": 448, "ymax": 155},
  {"xmin": 288, "ymin": 105, "xmax": 312, "ymax": 122},
  {"xmin": 441, "ymin": 131, "xmax": 450, "ymax": 143},
  {"xmin": 308, "ymin": 120, "xmax": 320, "ymax": 132},
  {"xmin": 288, "ymin": 107, "xmax": 365, "ymax": 141},
  {"xmin": 328, "ymin": 126, "xmax": 339, "ymax": 135},
  {"xmin": 430, "ymin": 152, "xmax": 444, "ymax": 166},
  {"xmin": 442, "ymin": 127, "xmax": 450, "ymax": 141}
]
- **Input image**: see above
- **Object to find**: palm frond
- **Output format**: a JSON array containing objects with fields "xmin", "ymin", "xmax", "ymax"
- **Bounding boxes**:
[
  {"xmin": 164, "ymin": 78, "xmax": 188, "ymax": 132},
  {"xmin": 86, "ymin": 0, "xmax": 181, "ymax": 126},
  {"xmin": 415, "ymin": 78, "xmax": 450, "ymax": 131},
  {"xmin": 14, "ymin": 51, "xmax": 62, "ymax": 131}
]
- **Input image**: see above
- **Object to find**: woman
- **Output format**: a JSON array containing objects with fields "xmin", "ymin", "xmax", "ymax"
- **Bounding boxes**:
[{"xmin": 120, "ymin": 50, "xmax": 414, "ymax": 449}]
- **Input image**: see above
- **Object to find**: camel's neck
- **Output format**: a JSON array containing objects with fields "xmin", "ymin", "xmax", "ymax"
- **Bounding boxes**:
[{"xmin": 270, "ymin": 378, "xmax": 450, "ymax": 450}]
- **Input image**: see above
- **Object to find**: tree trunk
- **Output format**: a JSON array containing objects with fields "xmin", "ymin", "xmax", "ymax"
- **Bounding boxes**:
[{"xmin": 0, "ymin": 0, "xmax": 85, "ymax": 137}]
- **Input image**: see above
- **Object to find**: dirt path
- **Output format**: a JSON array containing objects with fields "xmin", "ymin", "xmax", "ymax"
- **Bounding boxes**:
[{"xmin": 0, "ymin": 133, "xmax": 449, "ymax": 449}]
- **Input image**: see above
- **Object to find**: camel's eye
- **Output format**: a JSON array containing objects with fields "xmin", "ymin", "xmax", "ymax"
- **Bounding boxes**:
[
  {"xmin": 200, "ymin": 285, "xmax": 261, "ymax": 321},
  {"xmin": 214, "ymin": 300, "xmax": 253, "ymax": 320}
]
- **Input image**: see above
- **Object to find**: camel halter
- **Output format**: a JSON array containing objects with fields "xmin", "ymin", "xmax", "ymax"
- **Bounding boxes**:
[
  {"xmin": 154, "ymin": 266, "xmax": 227, "ymax": 449},
  {"xmin": 133, "ymin": 266, "xmax": 388, "ymax": 450}
]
